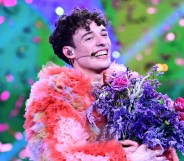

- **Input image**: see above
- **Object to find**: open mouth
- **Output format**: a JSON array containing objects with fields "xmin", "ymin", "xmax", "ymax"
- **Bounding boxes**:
[{"xmin": 94, "ymin": 50, "xmax": 108, "ymax": 57}]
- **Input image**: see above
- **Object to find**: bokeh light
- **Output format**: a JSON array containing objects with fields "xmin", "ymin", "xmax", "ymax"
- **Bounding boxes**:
[
  {"xmin": 14, "ymin": 132, "xmax": 23, "ymax": 140},
  {"xmin": 136, "ymin": 54, "xmax": 143, "ymax": 61},
  {"xmin": 165, "ymin": 32, "xmax": 176, "ymax": 41},
  {"xmin": 147, "ymin": 7, "xmax": 157, "ymax": 14},
  {"xmin": 156, "ymin": 63, "xmax": 168, "ymax": 72},
  {"xmin": 6, "ymin": 74, "xmax": 14, "ymax": 82},
  {"xmin": 179, "ymin": 18, "xmax": 184, "ymax": 27},
  {"xmin": 55, "ymin": 7, "xmax": 64, "ymax": 16},
  {"xmin": 112, "ymin": 51, "xmax": 120, "ymax": 59},
  {"xmin": 0, "ymin": 143, "xmax": 13, "ymax": 152},
  {"xmin": 152, "ymin": 0, "xmax": 160, "ymax": 4},
  {"xmin": 175, "ymin": 58, "xmax": 184, "ymax": 66},
  {"xmin": 0, "ymin": 124, "xmax": 9, "ymax": 133},
  {"xmin": 0, "ymin": 91, "xmax": 10, "ymax": 101}
]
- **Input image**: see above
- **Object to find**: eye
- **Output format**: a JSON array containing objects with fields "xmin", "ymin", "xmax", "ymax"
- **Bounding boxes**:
[
  {"xmin": 84, "ymin": 37, "xmax": 93, "ymax": 41},
  {"xmin": 86, "ymin": 37, "xmax": 92, "ymax": 41},
  {"xmin": 102, "ymin": 33, "xmax": 108, "ymax": 37}
]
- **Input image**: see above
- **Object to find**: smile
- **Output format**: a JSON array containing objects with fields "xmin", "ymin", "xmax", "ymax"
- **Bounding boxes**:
[{"xmin": 95, "ymin": 50, "xmax": 108, "ymax": 57}]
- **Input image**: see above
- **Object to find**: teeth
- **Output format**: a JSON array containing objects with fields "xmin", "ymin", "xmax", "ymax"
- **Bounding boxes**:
[{"xmin": 95, "ymin": 50, "xmax": 107, "ymax": 57}]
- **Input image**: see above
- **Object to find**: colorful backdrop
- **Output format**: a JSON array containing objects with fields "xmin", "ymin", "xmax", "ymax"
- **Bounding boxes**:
[{"xmin": 0, "ymin": 0, "xmax": 184, "ymax": 160}]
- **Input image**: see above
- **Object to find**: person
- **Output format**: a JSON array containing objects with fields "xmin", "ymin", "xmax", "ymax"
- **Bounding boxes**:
[{"xmin": 24, "ymin": 8, "xmax": 179, "ymax": 161}]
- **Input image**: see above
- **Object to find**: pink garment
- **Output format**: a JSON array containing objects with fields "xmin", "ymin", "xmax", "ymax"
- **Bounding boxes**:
[{"xmin": 24, "ymin": 63, "xmax": 126, "ymax": 161}]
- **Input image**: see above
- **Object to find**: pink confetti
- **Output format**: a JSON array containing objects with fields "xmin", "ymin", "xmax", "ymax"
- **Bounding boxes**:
[
  {"xmin": 25, "ymin": 0, "xmax": 32, "ymax": 4},
  {"xmin": 152, "ymin": 0, "xmax": 160, "ymax": 4},
  {"xmin": 6, "ymin": 74, "xmax": 14, "ymax": 82},
  {"xmin": 32, "ymin": 37, "xmax": 41, "ymax": 43},
  {"xmin": 166, "ymin": 32, "xmax": 175, "ymax": 41},
  {"xmin": 179, "ymin": 19, "xmax": 184, "ymax": 27},
  {"xmin": 28, "ymin": 78, "xmax": 34, "ymax": 85},
  {"xmin": 0, "ymin": 0, "xmax": 17, "ymax": 7},
  {"xmin": 9, "ymin": 96, "xmax": 24, "ymax": 118},
  {"xmin": 0, "ymin": 16, "xmax": 5, "ymax": 24},
  {"xmin": 15, "ymin": 96, "xmax": 24, "ymax": 108},
  {"xmin": 0, "ymin": 123, "xmax": 9, "ymax": 132},
  {"xmin": 14, "ymin": 132, "xmax": 23, "ymax": 140},
  {"xmin": 0, "ymin": 143, "xmax": 12, "ymax": 152},
  {"xmin": 136, "ymin": 54, "xmax": 143, "ymax": 61},
  {"xmin": 175, "ymin": 58, "xmax": 184, "ymax": 66},
  {"xmin": 35, "ymin": 21, "xmax": 43, "ymax": 28},
  {"xmin": 0, "ymin": 90, "xmax": 10, "ymax": 101},
  {"xmin": 147, "ymin": 7, "xmax": 157, "ymax": 14}
]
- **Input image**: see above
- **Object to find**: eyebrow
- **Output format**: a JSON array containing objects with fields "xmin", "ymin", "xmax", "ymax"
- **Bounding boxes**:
[
  {"xmin": 81, "ymin": 31, "xmax": 93, "ymax": 40},
  {"xmin": 101, "ymin": 28, "xmax": 107, "ymax": 32},
  {"xmin": 81, "ymin": 28, "xmax": 108, "ymax": 40}
]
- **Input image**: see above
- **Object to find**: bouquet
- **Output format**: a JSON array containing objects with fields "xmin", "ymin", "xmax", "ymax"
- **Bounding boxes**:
[{"xmin": 87, "ymin": 64, "xmax": 184, "ymax": 154}]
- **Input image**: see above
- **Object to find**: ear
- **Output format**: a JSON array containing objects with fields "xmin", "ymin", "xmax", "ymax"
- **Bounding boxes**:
[{"xmin": 62, "ymin": 46, "xmax": 75, "ymax": 59}]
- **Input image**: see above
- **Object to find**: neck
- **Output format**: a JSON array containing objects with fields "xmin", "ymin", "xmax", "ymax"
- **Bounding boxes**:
[
  {"xmin": 89, "ymin": 72, "xmax": 104, "ymax": 84},
  {"xmin": 73, "ymin": 66, "xmax": 104, "ymax": 84}
]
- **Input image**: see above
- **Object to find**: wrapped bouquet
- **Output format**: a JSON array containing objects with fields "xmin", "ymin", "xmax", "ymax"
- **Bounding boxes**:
[{"xmin": 87, "ymin": 64, "xmax": 184, "ymax": 154}]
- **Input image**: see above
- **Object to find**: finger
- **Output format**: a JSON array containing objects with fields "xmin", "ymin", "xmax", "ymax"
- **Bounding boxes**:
[
  {"xmin": 123, "ymin": 146, "xmax": 138, "ymax": 153},
  {"xmin": 119, "ymin": 140, "xmax": 139, "ymax": 147},
  {"xmin": 154, "ymin": 149, "xmax": 164, "ymax": 156},
  {"xmin": 136, "ymin": 144, "xmax": 148, "ymax": 151},
  {"xmin": 120, "ymin": 140, "xmax": 139, "ymax": 153}
]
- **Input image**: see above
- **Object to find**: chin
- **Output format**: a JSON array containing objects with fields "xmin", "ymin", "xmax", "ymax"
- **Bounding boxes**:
[
  {"xmin": 92, "ymin": 61, "xmax": 111, "ymax": 73},
  {"xmin": 100, "ymin": 63, "xmax": 111, "ymax": 71},
  {"xmin": 105, "ymin": 61, "xmax": 111, "ymax": 68}
]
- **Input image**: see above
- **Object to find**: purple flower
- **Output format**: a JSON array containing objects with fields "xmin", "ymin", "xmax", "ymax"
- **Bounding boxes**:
[
  {"xmin": 87, "ymin": 65, "xmax": 184, "ymax": 154},
  {"xmin": 111, "ymin": 72, "xmax": 130, "ymax": 91}
]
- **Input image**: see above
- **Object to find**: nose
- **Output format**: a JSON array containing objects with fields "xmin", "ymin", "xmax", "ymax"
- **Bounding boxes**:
[{"xmin": 96, "ymin": 35, "xmax": 106, "ymax": 47}]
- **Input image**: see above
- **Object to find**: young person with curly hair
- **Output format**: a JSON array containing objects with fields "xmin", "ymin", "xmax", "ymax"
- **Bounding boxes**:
[{"xmin": 24, "ymin": 8, "xmax": 178, "ymax": 161}]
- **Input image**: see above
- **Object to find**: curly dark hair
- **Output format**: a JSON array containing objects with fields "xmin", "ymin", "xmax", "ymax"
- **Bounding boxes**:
[{"xmin": 49, "ymin": 8, "xmax": 109, "ymax": 65}]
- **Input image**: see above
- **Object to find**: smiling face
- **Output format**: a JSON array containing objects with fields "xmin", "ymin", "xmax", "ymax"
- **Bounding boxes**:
[{"xmin": 72, "ymin": 21, "xmax": 111, "ymax": 75}]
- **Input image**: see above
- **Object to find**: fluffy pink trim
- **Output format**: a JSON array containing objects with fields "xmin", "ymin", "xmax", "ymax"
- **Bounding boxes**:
[{"xmin": 70, "ymin": 140, "xmax": 126, "ymax": 161}]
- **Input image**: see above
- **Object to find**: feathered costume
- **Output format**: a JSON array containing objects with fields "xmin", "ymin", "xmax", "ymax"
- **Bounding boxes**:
[{"xmin": 24, "ymin": 63, "xmax": 178, "ymax": 161}]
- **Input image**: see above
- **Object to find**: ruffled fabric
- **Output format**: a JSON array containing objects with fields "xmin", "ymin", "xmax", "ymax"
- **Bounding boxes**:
[
  {"xmin": 24, "ymin": 63, "xmax": 126, "ymax": 161},
  {"xmin": 64, "ymin": 152, "xmax": 109, "ymax": 161},
  {"xmin": 54, "ymin": 116, "xmax": 89, "ymax": 150},
  {"xmin": 24, "ymin": 62, "xmax": 179, "ymax": 161}
]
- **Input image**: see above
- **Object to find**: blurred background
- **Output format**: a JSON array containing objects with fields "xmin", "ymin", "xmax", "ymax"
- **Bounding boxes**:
[{"xmin": 0, "ymin": 0, "xmax": 184, "ymax": 160}]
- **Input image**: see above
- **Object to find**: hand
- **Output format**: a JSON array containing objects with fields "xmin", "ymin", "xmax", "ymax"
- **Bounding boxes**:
[
  {"xmin": 119, "ymin": 140, "xmax": 139, "ymax": 153},
  {"xmin": 128, "ymin": 144, "xmax": 168, "ymax": 161},
  {"xmin": 119, "ymin": 140, "xmax": 168, "ymax": 161}
]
